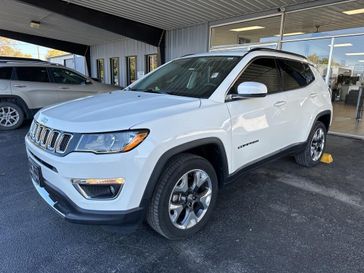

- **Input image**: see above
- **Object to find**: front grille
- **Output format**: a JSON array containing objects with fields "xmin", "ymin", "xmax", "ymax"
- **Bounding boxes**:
[{"xmin": 28, "ymin": 121, "xmax": 73, "ymax": 154}]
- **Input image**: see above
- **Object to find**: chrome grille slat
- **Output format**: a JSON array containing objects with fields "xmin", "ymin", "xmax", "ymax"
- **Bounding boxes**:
[{"xmin": 28, "ymin": 121, "xmax": 73, "ymax": 155}]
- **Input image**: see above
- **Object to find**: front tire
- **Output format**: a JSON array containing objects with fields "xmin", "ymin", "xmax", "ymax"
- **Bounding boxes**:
[
  {"xmin": 295, "ymin": 121, "xmax": 327, "ymax": 167},
  {"xmin": 0, "ymin": 102, "xmax": 24, "ymax": 131},
  {"xmin": 147, "ymin": 153, "xmax": 218, "ymax": 240}
]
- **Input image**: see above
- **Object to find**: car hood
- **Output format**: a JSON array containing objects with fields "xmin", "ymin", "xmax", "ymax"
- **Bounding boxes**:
[{"xmin": 35, "ymin": 91, "xmax": 201, "ymax": 133}]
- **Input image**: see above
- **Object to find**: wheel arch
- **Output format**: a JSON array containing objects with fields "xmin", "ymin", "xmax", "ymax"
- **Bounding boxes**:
[
  {"xmin": 0, "ymin": 95, "xmax": 31, "ymax": 118},
  {"xmin": 140, "ymin": 138, "xmax": 229, "ymax": 207},
  {"xmin": 315, "ymin": 110, "xmax": 331, "ymax": 132}
]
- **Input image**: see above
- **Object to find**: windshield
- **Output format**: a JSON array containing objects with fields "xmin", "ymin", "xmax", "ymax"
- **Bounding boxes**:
[{"xmin": 130, "ymin": 56, "xmax": 241, "ymax": 98}]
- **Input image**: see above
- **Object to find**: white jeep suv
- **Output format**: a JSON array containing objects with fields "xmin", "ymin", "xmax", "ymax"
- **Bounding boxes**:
[
  {"xmin": 0, "ymin": 58, "xmax": 118, "ymax": 130},
  {"xmin": 25, "ymin": 48, "xmax": 332, "ymax": 239}
]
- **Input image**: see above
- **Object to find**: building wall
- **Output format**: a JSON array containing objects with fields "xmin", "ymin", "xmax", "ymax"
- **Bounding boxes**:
[
  {"xmin": 165, "ymin": 23, "xmax": 209, "ymax": 61},
  {"xmin": 90, "ymin": 38, "xmax": 158, "ymax": 87},
  {"xmin": 48, "ymin": 54, "xmax": 88, "ymax": 76}
]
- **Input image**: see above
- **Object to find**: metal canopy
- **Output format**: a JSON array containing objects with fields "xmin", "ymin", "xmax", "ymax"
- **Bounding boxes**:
[
  {"xmin": 63, "ymin": 0, "xmax": 319, "ymax": 30},
  {"xmin": 0, "ymin": 0, "xmax": 358, "ymax": 50},
  {"xmin": 17, "ymin": 0, "xmax": 165, "ymax": 47}
]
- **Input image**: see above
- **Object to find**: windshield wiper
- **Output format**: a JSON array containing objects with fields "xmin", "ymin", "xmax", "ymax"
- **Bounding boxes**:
[{"xmin": 129, "ymin": 88, "xmax": 168, "ymax": 94}]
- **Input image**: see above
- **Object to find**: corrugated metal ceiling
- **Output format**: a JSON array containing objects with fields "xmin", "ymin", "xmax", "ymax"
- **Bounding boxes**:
[
  {"xmin": 64, "ymin": 0, "xmax": 316, "ymax": 30},
  {"xmin": 0, "ymin": 0, "xmax": 124, "ymax": 45}
]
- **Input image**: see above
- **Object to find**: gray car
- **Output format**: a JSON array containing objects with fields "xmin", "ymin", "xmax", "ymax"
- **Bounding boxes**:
[{"xmin": 0, "ymin": 58, "xmax": 119, "ymax": 130}]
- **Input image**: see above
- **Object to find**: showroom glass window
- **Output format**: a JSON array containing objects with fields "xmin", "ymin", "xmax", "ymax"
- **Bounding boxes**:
[
  {"xmin": 146, "ymin": 54, "xmax": 158, "ymax": 73},
  {"xmin": 96, "ymin": 58, "xmax": 105, "ymax": 83},
  {"xmin": 49, "ymin": 68, "xmax": 86, "ymax": 84},
  {"xmin": 110, "ymin": 57, "xmax": 120, "ymax": 86},
  {"xmin": 126, "ymin": 56, "xmax": 137, "ymax": 85},
  {"xmin": 15, "ymin": 67, "xmax": 49, "ymax": 82},
  {"xmin": 231, "ymin": 58, "xmax": 281, "ymax": 94},
  {"xmin": 210, "ymin": 15, "xmax": 281, "ymax": 49}
]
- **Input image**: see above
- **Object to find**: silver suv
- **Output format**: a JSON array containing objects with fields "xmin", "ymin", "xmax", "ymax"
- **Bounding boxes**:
[{"xmin": 0, "ymin": 58, "xmax": 119, "ymax": 130}]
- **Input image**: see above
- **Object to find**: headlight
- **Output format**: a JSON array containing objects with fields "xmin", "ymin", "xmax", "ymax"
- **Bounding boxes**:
[{"xmin": 75, "ymin": 130, "xmax": 149, "ymax": 154}]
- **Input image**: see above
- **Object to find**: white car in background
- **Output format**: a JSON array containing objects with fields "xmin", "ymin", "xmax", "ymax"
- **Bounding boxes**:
[
  {"xmin": 25, "ymin": 48, "xmax": 332, "ymax": 239},
  {"xmin": 0, "ymin": 58, "xmax": 119, "ymax": 130}
]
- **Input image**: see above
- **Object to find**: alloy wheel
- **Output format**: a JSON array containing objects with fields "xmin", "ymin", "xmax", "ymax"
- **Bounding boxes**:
[
  {"xmin": 0, "ymin": 106, "xmax": 20, "ymax": 127},
  {"xmin": 310, "ymin": 127, "xmax": 325, "ymax": 161},
  {"xmin": 168, "ymin": 169, "xmax": 212, "ymax": 230}
]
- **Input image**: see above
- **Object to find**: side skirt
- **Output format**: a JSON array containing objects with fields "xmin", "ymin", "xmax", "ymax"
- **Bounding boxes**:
[{"xmin": 226, "ymin": 141, "xmax": 306, "ymax": 184}]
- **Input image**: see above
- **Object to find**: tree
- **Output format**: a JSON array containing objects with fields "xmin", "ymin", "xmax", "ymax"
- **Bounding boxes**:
[
  {"xmin": 0, "ymin": 37, "xmax": 32, "ymax": 58},
  {"xmin": 46, "ymin": 49, "xmax": 68, "ymax": 59}
]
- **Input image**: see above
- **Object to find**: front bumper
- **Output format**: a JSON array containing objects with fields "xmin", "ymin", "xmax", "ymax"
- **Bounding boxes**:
[
  {"xmin": 33, "ymin": 178, "xmax": 145, "ymax": 225},
  {"xmin": 25, "ymin": 135, "xmax": 154, "ymax": 211}
]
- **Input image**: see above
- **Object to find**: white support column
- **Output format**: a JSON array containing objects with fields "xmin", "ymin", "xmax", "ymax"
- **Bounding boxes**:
[
  {"xmin": 277, "ymin": 9, "xmax": 286, "ymax": 50},
  {"xmin": 325, "ymin": 37, "xmax": 335, "ymax": 85}
]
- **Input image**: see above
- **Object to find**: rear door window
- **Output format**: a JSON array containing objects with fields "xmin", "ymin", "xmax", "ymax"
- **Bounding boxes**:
[
  {"xmin": 278, "ymin": 59, "xmax": 315, "ymax": 91},
  {"xmin": 231, "ymin": 58, "xmax": 281, "ymax": 94},
  {"xmin": 0, "ymin": 67, "xmax": 13, "ymax": 80},
  {"xmin": 15, "ymin": 67, "xmax": 49, "ymax": 82}
]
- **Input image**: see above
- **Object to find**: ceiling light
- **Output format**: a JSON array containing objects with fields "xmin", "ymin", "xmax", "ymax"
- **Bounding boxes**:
[
  {"xmin": 30, "ymin": 21, "xmax": 40, "ymax": 29},
  {"xmin": 275, "ymin": 32, "xmax": 305, "ymax": 37},
  {"xmin": 329, "ymin": 43, "xmax": 352, "ymax": 47},
  {"xmin": 230, "ymin": 26, "xmax": 265, "ymax": 32},
  {"xmin": 346, "ymin": 52, "xmax": 364, "ymax": 56},
  {"xmin": 359, "ymin": 60, "xmax": 364, "ymax": 63},
  {"xmin": 343, "ymin": 8, "xmax": 364, "ymax": 15}
]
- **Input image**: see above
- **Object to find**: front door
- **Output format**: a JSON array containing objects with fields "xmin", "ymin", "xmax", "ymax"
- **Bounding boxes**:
[
  {"xmin": 48, "ymin": 67, "xmax": 97, "ymax": 102},
  {"xmin": 227, "ymin": 57, "xmax": 293, "ymax": 172}
]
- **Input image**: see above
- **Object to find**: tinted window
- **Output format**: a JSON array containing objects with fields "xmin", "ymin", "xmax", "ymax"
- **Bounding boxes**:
[
  {"xmin": 0, "ymin": 67, "xmax": 12, "ymax": 80},
  {"xmin": 126, "ymin": 56, "xmax": 137, "ymax": 85},
  {"xmin": 96, "ymin": 59, "xmax": 105, "ymax": 83},
  {"xmin": 131, "ymin": 56, "xmax": 242, "ymax": 98},
  {"xmin": 278, "ymin": 59, "xmax": 315, "ymax": 90},
  {"xmin": 16, "ymin": 67, "xmax": 49, "ymax": 82},
  {"xmin": 232, "ymin": 58, "xmax": 281, "ymax": 94},
  {"xmin": 49, "ymin": 68, "xmax": 86, "ymax": 84}
]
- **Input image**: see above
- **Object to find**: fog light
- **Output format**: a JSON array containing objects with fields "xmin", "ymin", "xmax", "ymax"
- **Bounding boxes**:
[{"xmin": 72, "ymin": 178, "xmax": 125, "ymax": 199}]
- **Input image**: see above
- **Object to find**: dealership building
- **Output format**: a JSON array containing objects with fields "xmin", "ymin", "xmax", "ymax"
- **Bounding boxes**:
[{"xmin": 1, "ymin": 0, "xmax": 364, "ymax": 137}]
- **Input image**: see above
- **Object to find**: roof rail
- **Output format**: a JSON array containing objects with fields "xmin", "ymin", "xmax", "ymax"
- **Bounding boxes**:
[
  {"xmin": 248, "ymin": 47, "xmax": 307, "ymax": 60},
  {"xmin": 0, "ymin": 56, "xmax": 48, "ymax": 64}
]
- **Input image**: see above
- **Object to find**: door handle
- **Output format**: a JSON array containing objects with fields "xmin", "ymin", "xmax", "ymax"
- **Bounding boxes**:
[
  {"xmin": 13, "ymin": 84, "xmax": 26, "ymax": 88},
  {"xmin": 274, "ymin": 100, "xmax": 287, "ymax": 107},
  {"xmin": 60, "ymin": 87, "xmax": 70, "ymax": 90},
  {"xmin": 310, "ymin": 92, "xmax": 318, "ymax": 98}
]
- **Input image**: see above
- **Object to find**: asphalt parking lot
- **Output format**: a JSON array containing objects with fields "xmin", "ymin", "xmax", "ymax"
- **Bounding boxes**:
[{"xmin": 1, "ymin": 122, "xmax": 363, "ymax": 273}]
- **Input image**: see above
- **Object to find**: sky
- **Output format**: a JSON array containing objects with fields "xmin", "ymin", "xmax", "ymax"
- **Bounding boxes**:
[{"xmin": 1, "ymin": 37, "xmax": 53, "ymax": 60}]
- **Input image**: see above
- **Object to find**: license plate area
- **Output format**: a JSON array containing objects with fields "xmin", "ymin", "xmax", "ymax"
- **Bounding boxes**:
[{"xmin": 29, "ymin": 157, "xmax": 44, "ymax": 187}]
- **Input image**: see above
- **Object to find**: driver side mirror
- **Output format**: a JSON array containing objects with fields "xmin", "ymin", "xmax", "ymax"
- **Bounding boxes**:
[
  {"xmin": 237, "ymin": 82, "xmax": 267, "ymax": 97},
  {"xmin": 228, "ymin": 82, "xmax": 267, "ymax": 100},
  {"xmin": 85, "ymin": 79, "xmax": 92, "ymax": 85}
]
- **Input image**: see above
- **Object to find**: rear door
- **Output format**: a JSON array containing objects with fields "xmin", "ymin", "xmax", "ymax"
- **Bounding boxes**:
[
  {"xmin": 48, "ymin": 67, "xmax": 98, "ymax": 102},
  {"xmin": 277, "ymin": 58, "xmax": 316, "ymax": 143},
  {"xmin": 227, "ymin": 57, "xmax": 294, "ymax": 171},
  {"xmin": 11, "ymin": 66, "xmax": 59, "ymax": 109}
]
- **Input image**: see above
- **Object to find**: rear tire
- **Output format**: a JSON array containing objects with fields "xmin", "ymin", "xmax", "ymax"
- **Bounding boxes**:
[
  {"xmin": 147, "ymin": 153, "xmax": 218, "ymax": 240},
  {"xmin": 0, "ymin": 102, "xmax": 24, "ymax": 131},
  {"xmin": 295, "ymin": 121, "xmax": 327, "ymax": 167}
]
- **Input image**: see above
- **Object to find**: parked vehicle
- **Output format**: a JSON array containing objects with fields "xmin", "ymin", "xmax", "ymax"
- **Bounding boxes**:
[
  {"xmin": 0, "ymin": 58, "xmax": 119, "ymax": 130},
  {"xmin": 25, "ymin": 48, "xmax": 332, "ymax": 239}
]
